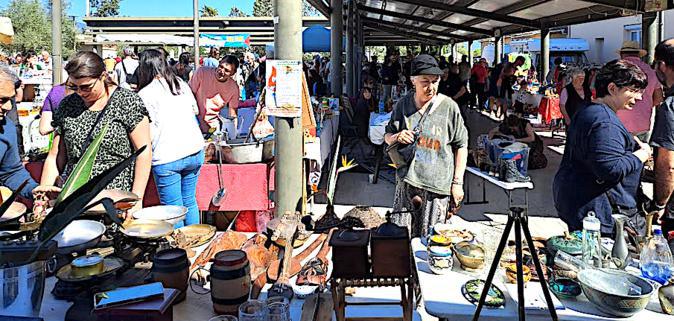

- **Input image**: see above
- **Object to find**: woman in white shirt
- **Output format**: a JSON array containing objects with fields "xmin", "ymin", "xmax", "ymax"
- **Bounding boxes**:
[{"xmin": 137, "ymin": 49, "xmax": 205, "ymax": 227}]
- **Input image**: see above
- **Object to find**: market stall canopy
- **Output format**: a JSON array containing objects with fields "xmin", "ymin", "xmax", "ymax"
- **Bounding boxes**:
[
  {"xmin": 353, "ymin": 0, "xmax": 672, "ymax": 44},
  {"xmin": 200, "ymin": 34, "xmax": 251, "ymax": 48},
  {"xmin": 302, "ymin": 25, "xmax": 330, "ymax": 52},
  {"xmin": 0, "ymin": 17, "xmax": 14, "ymax": 45}
]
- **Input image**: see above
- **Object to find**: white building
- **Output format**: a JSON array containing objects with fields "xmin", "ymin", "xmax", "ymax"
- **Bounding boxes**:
[{"xmin": 569, "ymin": 10, "xmax": 674, "ymax": 64}]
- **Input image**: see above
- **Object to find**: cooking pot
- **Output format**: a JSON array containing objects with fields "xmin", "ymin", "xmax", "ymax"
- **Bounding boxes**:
[{"xmin": 219, "ymin": 139, "xmax": 263, "ymax": 164}]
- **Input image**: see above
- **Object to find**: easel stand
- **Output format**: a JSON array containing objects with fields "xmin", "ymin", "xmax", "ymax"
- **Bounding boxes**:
[{"xmin": 472, "ymin": 207, "xmax": 558, "ymax": 321}]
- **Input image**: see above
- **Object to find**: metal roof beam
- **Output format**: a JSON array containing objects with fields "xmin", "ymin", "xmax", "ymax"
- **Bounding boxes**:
[
  {"xmin": 581, "ymin": 0, "xmax": 642, "ymax": 11},
  {"xmin": 357, "ymin": 4, "xmax": 493, "ymax": 36},
  {"xmin": 391, "ymin": 0, "xmax": 539, "ymax": 28},
  {"xmin": 305, "ymin": 0, "xmax": 331, "ymax": 17},
  {"xmin": 540, "ymin": 5, "xmax": 625, "ymax": 29},
  {"xmin": 361, "ymin": 16, "xmax": 470, "ymax": 42},
  {"xmin": 445, "ymin": 0, "xmax": 547, "ymax": 35},
  {"xmin": 362, "ymin": 21, "xmax": 446, "ymax": 45}
]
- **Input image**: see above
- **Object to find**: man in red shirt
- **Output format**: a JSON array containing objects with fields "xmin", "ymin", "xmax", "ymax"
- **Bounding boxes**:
[{"xmin": 470, "ymin": 58, "xmax": 489, "ymax": 110}]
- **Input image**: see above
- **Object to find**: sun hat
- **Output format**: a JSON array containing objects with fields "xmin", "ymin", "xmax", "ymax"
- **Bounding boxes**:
[{"xmin": 618, "ymin": 41, "xmax": 647, "ymax": 57}]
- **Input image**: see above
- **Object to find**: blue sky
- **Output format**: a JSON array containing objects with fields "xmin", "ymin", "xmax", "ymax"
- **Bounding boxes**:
[{"xmin": 1, "ymin": 0, "xmax": 255, "ymax": 19}]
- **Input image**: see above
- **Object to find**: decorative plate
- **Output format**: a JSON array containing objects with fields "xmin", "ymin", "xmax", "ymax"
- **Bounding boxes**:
[{"xmin": 461, "ymin": 279, "xmax": 505, "ymax": 308}]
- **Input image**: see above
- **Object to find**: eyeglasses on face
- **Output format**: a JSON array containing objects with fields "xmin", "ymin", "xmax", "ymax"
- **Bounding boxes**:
[
  {"xmin": 0, "ymin": 95, "xmax": 15, "ymax": 106},
  {"xmin": 66, "ymin": 77, "xmax": 101, "ymax": 93}
]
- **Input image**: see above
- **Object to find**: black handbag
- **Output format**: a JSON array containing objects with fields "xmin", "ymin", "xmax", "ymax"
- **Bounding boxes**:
[{"xmin": 386, "ymin": 100, "xmax": 434, "ymax": 167}]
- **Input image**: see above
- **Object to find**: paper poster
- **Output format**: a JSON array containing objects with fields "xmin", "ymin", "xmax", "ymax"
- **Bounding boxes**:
[{"xmin": 265, "ymin": 60, "xmax": 303, "ymax": 118}]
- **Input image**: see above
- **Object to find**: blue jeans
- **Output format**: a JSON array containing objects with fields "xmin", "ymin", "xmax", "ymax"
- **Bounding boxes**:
[{"xmin": 152, "ymin": 150, "xmax": 204, "ymax": 228}]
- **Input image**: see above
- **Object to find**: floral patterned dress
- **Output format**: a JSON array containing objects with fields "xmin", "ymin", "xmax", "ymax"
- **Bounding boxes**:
[{"xmin": 52, "ymin": 88, "xmax": 149, "ymax": 191}]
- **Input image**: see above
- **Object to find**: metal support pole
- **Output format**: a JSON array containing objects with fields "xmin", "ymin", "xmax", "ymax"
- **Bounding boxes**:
[
  {"xmin": 51, "ymin": 0, "xmax": 62, "ymax": 85},
  {"xmin": 541, "ymin": 28, "xmax": 550, "ymax": 82},
  {"xmin": 274, "ymin": 0, "xmax": 304, "ymax": 217},
  {"xmin": 346, "ymin": 0, "xmax": 354, "ymax": 97},
  {"xmin": 494, "ymin": 37, "xmax": 502, "ymax": 65},
  {"xmin": 451, "ymin": 43, "xmax": 457, "ymax": 62},
  {"xmin": 642, "ymin": 12, "xmax": 659, "ymax": 65},
  {"xmin": 467, "ymin": 40, "xmax": 473, "ymax": 66},
  {"xmin": 193, "ymin": 0, "xmax": 200, "ymax": 68},
  {"xmin": 330, "ymin": 0, "xmax": 344, "ymax": 96}
]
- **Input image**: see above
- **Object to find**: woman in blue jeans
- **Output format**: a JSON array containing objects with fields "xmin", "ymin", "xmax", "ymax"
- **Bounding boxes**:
[{"xmin": 137, "ymin": 49, "xmax": 205, "ymax": 227}]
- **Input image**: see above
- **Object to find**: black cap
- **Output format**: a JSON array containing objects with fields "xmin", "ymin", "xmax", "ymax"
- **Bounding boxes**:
[{"xmin": 411, "ymin": 54, "xmax": 444, "ymax": 76}]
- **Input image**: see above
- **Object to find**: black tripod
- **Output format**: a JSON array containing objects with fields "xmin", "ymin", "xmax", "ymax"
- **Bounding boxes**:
[{"xmin": 472, "ymin": 207, "xmax": 559, "ymax": 321}]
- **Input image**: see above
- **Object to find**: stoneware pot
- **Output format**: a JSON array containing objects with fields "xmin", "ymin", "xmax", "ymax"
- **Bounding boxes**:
[{"xmin": 659, "ymin": 283, "xmax": 674, "ymax": 315}]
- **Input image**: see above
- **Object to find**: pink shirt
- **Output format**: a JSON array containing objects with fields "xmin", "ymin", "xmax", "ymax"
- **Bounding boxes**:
[
  {"xmin": 617, "ymin": 56, "xmax": 658, "ymax": 134},
  {"xmin": 189, "ymin": 67, "xmax": 240, "ymax": 129}
]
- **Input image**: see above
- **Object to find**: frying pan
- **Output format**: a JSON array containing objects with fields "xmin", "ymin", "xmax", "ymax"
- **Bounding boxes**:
[
  {"xmin": 84, "ymin": 190, "xmax": 140, "ymax": 215},
  {"xmin": 0, "ymin": 202, "xmax": 27, "ymax": 223},
  {"xmin": 52, "ymin": 220, "xmax": 106, "ymax": 254},
  {"xmin": 132, "ymin": 205, "xmax": 187, "ymax": 225}
]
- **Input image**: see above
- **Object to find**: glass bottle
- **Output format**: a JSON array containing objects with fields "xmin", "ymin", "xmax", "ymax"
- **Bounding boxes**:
[
  {"xmin": 640, "ymin": 229, "xmax": 674, "ymax": 285},
  {"xmin": 581, "ymin": 211, "xmax": 602, "ymax": 268}
]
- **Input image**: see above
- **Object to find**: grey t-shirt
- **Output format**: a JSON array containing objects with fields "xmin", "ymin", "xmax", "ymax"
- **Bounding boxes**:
[
  {"xmin": 651, "ymin": 87, "xmax": 674, "ymax": 219},
  {"xmin": 385, "ymin": 93, "xmax": 469, "ymax": 195}
]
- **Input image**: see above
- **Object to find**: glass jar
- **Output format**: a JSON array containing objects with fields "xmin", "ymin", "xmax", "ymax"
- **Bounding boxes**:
[
  {"xmin": 266, "ymin": 297, "xmax": 291, "ymax": 321},
  {"xmin": 238, "ymin": 300, "xmax": 266, "ymax": 321}
]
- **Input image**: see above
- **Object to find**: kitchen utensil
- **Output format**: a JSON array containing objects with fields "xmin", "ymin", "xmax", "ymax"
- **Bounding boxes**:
[
  {"xmin": 427, "ymin": 246, "xmax": 453, "ymax": 275},
  {"xmin": 549, "ymin": 277, "xmax": 581, "ymax": 298},
  {"xmin": 121, "ymin": 219, "xmax": 174, "ymax": 239},
  {"xmin": 0, "ymin": 201, "xmax": 26, "ymax": 223},
  {"xmin": 71, "ymin": 254, "xmax": 105, "ymax": 278},
  {"xmin": 0, "ymin": 260, "xmax": 48, "ymax": 317},
  {"xmin": 212, "ymin": 134, "xmax": 226, "ymax": 207},
  {"xmin": 172, "ymin": 224, "xmax": 216, "ymax": 248},
  {"xmin": 577, "ymin": 269, "xmax": 653, "ymax": 317},
  {"xmin": 85, "ymin": 189, "xmax": 140, "ymax": 215},
  {"xmin": 371, "ymin": 213, "xmax": 411, "ymax": 277},
  {"xmin": 659, "ymin": 282, "xmax": 674, "ymax": 315},
  {"xmin": 329, "ymin": 229, "xmax": 370, "ymax": 278},
  {"xmin": 132, "ymin": 205, "xmax": 188, "ymax": 226},
  {"xmin": 461, "ymin": 279, "xmax": 505, "ymax": 308},
  {"xmin": 52, "ymin": 220, "xmax": 105, "ymax": 254},
  {"xmin": 220, "ymin": 139, "xmax": 264, "ymax": 164},
  {"xmin": 56, "ymin": 257, "xmax": 125, "ymax": 283},
  {"xmin": 238, "ymin": 300, "xmax": 266, "ymax": 321}
]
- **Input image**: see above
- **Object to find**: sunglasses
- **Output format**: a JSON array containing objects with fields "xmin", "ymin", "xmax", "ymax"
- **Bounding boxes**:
[
  {"xmin": 0, "ymin": 95, "xmax": 14, "ymax": 106},
  {"xmin": 66, "ymin": 78, "xmax": 101, "ymax": 93}
]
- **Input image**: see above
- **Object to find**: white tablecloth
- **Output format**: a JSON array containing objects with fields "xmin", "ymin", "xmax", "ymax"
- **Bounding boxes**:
[
  {"xmin": 37, "ymin": 233, "xmax": 423, "ymax": 321},
  {"xmin": 413, "ymin": 236, "xmax": 670, "ymax": 321},
  {"xmin": 368, "ymin": 112, "xmax": 391, "ymax": 145}
]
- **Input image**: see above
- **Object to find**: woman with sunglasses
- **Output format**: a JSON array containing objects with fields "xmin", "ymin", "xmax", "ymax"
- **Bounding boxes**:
[
  {"xmin": 136, "ymin": 49, "xmax": 203, "ymax": 227},
  {"xmin": 35, "ymin": 51, "xmax": 152, "ymax": 213}
]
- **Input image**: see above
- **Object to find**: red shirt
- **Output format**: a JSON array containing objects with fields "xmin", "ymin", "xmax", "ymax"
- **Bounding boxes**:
[{"xmin": 471, "ymin": 64, "xmax": 488, "ymax": 84}]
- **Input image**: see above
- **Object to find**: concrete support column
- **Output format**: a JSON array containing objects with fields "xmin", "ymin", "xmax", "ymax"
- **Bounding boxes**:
[
  {"xmin": 451, "ymin": 43, "xmax": 457, "ymax": 62},
  {"xmin": 346, "ymin": 0, "xmax": 354, "ymax": 97},
  {"xmin": 330, "ymin": 0, "xmax": 344, "ymax": 96},
  {"xmin": 193, "ymin": 0, "xmax": 200, "ymax": 67},
  {"xmin": 494, "ymin": 37, "xmax": 502, "ymax": 65},
  {"xmin": 541, "ymin": 28, "xmax": 550, "ymax": 83},
  {"xmin": 642, "ymin": 12, "xmax": 659, "ymax": 64},
  {"xmin": 273, "ymin": 0, "xmax": 304, "ymax": 217},
  {"xmin": 51, "ymin": 0, "xmax": 63, "ymax": 85}
]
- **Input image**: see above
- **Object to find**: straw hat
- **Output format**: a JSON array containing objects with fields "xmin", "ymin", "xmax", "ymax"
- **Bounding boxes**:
[{"xmin": 618, "ymin": 41, "xmax": 647, "ymax": 57}]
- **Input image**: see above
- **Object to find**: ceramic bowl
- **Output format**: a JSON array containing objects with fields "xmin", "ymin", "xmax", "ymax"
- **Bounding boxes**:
[
  {"xmin": 505, "ymin": 264, "xmax": 532, "ymax": 284},
  {"xmin": 547, "ymin": 235, "xmax": 582, "ymax": 256},
  {"xmin": 578, "ymin": 269, "xmax": 653, "ymax": 317},
  {"xmin": 659, "ymin": 283, "xmax": 674, "ymax": 315},
  {"xmin": 429, "ymin": 234, "xmax": 452, "ymax": 247},
  {"xmin": 433, "ymin": 223, "xmax": 475, "ymax": 244},
  {"xmin": 454, "ymin": 241, "xmax": 485, "ymax": 271},
  {"xmin": 549, "ymin": 277, "xmax": 582, "ymax": 298}
]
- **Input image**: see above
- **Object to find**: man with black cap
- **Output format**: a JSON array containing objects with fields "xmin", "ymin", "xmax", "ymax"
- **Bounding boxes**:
[
  {"xmin": 649, "ymin": 37, "xmax": 674, "ymax": 252},
  {"xmin": 384, "ymin": 54, "xmax": 469, "ymax": 237}
]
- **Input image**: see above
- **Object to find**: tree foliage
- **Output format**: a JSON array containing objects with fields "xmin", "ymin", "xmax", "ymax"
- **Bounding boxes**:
[
  {"xmin": 252, "ymin": 0, "xmax": 272, "ymax": 16},
  {"xmin": 302, "ymin": 0, "xmax": 321, "ymax": 16},
  {"xmin": 228, "ymin": 6, "xmax": 248, "ymax": 17},
  {"xmin": 200, "ymin": 5, "xmax": 219, "ymax": 17},
  {"xmin": 89, "ymin": 0, "xmax": 121, "ymax": 17},
  {"xmin": 1, "ymin": 0, "xmax": 78, "ymax": 58}
]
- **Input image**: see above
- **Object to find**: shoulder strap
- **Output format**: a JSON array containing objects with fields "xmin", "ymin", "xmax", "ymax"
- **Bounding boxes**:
[{"xmin": 82, "ymin": 89, "xmax": 117, "ymax": 152}]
